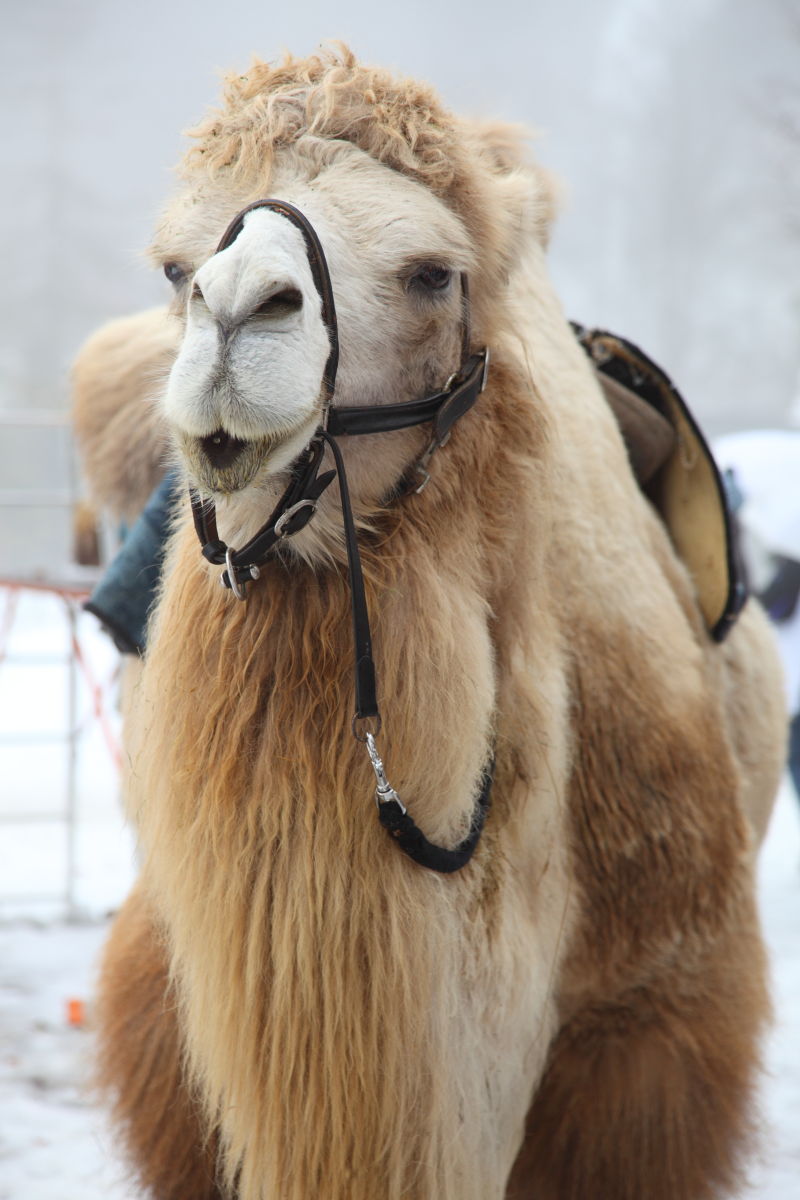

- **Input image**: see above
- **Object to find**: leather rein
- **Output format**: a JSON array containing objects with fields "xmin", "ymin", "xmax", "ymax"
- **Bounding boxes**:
[{"xmin": 189, "ymin": 199, "xmax": 493, "ymax": 874}]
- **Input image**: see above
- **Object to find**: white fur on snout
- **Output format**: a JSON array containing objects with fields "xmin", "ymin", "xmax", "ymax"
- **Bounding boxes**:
[{"xmin": 163, "ymin": 209, "xmax": 331, "ymax": 444}]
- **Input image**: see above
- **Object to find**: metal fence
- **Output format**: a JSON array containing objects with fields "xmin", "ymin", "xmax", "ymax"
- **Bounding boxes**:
[{"xmin": 0, "ymin": 411, "xmax": 122, "ymax": 918}]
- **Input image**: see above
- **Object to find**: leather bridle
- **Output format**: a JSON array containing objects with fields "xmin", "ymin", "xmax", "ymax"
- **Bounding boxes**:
[{"xmin": 189, "ymin": 199, "xmax": 492, "ymax": 873}]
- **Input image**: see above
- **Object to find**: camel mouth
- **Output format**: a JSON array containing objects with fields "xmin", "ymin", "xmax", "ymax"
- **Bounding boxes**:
[
  {"xmin": 178, "ymin": 428, "xmax": 276, "ymax": 495},
  {"xmin": 198, "ymin": 428, "xmax": 251, "ymax": 472}
]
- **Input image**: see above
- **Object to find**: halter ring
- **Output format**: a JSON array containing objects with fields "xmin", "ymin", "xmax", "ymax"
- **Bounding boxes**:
[
  {"xmin": 225, "ymin": 547, "xmax": 247, "ymax": 601},
  {"xmin": 352, "ymin": 712, "xmax": 382, "ymax": 742}
]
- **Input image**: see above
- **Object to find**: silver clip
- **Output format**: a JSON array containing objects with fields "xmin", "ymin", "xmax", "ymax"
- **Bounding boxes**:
[
  {"xmin": 225, "ymin": 547, "xmax": 246, "ymax": 601},
  {"xmin": 365, "ymin": 732, "xmax": 407, "ymax": 813}
]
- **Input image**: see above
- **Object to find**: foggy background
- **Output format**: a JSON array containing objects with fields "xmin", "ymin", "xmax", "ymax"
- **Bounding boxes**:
[{"xmin": 0, "ymin": 0, "xmax": 798, "ymax": 569}]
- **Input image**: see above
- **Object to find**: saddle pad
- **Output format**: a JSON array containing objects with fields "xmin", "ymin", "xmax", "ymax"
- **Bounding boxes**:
[{"xmin": 573, "ymin": 323, "xmax": 747, "ymax": 642}]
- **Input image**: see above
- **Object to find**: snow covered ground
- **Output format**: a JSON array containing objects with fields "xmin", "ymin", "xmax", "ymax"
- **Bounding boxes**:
[{"xmin": 1, "ymin": 591, "xmax": 799, "ymax": 1197}]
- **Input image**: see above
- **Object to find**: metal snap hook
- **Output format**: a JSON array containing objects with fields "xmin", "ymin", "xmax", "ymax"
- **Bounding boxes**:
[{"xmin": 364, "ymin": 731, "xmax": 406, "ymax": 814}]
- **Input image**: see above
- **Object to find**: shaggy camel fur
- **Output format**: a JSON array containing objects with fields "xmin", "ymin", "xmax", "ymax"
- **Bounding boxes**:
[
  {"xmin": 86, "ymin": 48, "xmax": 786, "ymax": 1200},
  {"xmin": 72, "ymin": 307, "xmax": 178, "ymax": 526}
]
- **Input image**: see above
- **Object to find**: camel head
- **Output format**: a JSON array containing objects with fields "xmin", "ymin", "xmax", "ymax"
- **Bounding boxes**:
[
  {"xmin": 160, "ymin": 160, "xmax": 473, "ymax": 498},
  {"xmin": 151, "ymin": 49, "xmax": 556, "ymax": 536}
]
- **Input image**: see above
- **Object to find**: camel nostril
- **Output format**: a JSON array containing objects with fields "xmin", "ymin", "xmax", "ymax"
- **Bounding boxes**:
[
  {"xmin": 199, "ymin": 428, "xmax": 250, "ymax": 470},
  {"xmin": 252, "ymin": 287, "xmax": 303, "ymax": 318}
]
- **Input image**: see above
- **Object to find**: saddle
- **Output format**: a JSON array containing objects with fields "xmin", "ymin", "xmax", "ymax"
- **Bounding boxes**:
[{"xmin": 574, "ymin": 323, "xmax": 746, "ymax": 641}]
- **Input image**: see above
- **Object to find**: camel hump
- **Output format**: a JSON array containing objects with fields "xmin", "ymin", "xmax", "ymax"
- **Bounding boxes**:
[{"xmin": 574, "ymin": 324, "xmax": 747, "ymax": 642}]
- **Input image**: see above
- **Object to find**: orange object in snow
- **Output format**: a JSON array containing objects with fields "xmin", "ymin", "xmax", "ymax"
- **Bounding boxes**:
[{"xmin": 66, "ymin": 998, "xmax": 85, "ymax": 1027}]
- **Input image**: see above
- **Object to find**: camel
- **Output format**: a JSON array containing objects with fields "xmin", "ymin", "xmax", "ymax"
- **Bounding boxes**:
[{"xmin": 83, "ymin": 48, "xmax": 787, "ymax": 1200}]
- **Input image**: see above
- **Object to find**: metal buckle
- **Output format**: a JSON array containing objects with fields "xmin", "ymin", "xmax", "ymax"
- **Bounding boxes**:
[
  {"xmin": 225, "ymin": 546, "xmax": 246, "ymax": 601},
  {"xmin": 413, "ymin": 439, "xmax": 438, "ymax": 495},
  {"xmin": 413, "ymin": 351, "xmax": 489, "ymax": 495},
  {"xmin": 364, "ymin": 732, "xmax": 406, "ymax": 814},
  {"xmin": 274, "ymin": 498, "xmax": 317, "ymax": 538},
  {"xmin": 413, "ymin": 428, "xmax": 452, "ymax": 494}
]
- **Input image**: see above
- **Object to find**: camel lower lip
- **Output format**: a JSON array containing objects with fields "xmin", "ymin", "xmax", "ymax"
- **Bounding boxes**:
[{"xmin": 180, "ymin": 430, "xmax": 276, "ymax": 494}]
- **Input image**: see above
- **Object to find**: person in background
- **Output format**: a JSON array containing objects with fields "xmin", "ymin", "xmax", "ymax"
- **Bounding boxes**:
[{"xmin": 84, "ymin": 471, "xmax": 179, "ymax": 656}]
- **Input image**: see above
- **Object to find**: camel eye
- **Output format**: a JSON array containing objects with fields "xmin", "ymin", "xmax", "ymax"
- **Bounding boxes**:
[
  {"xmin": 410, "ymin": 263, "xmax": 452, "ymax": 292},
  {"xmin": 163, "ymin": 261, "xmax": 187, "ymax": 286}
]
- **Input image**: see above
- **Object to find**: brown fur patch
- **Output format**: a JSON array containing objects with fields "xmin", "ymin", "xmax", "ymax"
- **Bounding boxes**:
[
  {"xmin": 95, "ymin": 885, "xmax": 224, "ymax": 1199},
  {"xmin": 507, "ymin": 966, "xmax": 767, "ymax": 1200},
  {"xmin": 506, "ymin": 616, "xmax": 771, "ymax": 1197}
]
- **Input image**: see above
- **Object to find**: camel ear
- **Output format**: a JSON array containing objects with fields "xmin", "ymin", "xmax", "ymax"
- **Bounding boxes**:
[
  {"xmin": 462, "ymin": 119, "xmax": 528, "ymax": 172},
  {"xmin": 461, "ymin": 119, "xmax": 560, "ymax": 249}
]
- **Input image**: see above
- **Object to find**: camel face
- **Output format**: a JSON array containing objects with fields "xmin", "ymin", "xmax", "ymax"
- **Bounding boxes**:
[{"xmin": 159, "ymin": 145, "xmax": 473, "ymax": 500}]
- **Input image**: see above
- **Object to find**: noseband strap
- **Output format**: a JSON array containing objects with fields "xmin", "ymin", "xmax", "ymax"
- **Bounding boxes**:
[{"xmin": 189, "ymin": 199, "xmax": 492, "ymax": 873}]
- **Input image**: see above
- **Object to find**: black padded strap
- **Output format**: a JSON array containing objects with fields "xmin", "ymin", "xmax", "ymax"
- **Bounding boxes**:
[
  {"xmin": 377, "ymin": 758, "xmax": 493, "ymax": 873},
  {"xmin": 432, "ymin": 352, "xmax": 488, "ymax": 444}
]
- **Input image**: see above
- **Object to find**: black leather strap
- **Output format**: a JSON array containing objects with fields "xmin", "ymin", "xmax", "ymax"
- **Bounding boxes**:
[
  {"xmin": 317, "ymin": 430, "xmax": 378, "ymax": 721},
  {"xmin": 432, "ymin": 352, "xmax": 488, "ymax": 444},
  {"xmin": 326, "ymin": 351, "xmax": 487, "ymax": 438},
  {"xmin": 190, "ymin": 439, "xmax": 336, "ymax": 590}
]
